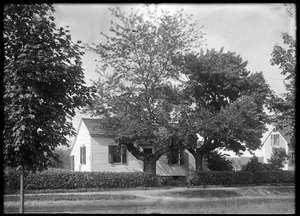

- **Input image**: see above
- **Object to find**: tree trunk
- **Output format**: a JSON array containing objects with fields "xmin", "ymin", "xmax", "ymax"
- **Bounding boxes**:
[
  {"xmin": 20, "ymin": 166, "xmax": 24, "ymax": 214},
  {"xmin": 143, "ymin": 156, "xmax": 157, "ymax": 175},
  {"xmin": 195, "ymin": 153, "xmax": 204, "ymax": 172},
  {"xmin": 125, "ymin": 142, "xmax": 171, "ymax": 175}
]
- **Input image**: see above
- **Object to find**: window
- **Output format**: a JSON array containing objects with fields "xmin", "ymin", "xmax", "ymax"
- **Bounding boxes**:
[
  {"xmin": 108, "ymin": 145, "xmax": 127, "ymax": 164},
  {"xmin": 271, "ymin": 134, "xmax": 280, "ymax": 146},
  {"xmin": 80, "ymin": 146, "xmax": 86, "ymax": 165},
  {"xmin": 168, "ymin": 148, "xmax": 184, "ymax": 165},
  {"xmin": 70, "ymin": 155, "xmax": 75, "ymax": 171},
  {"xmin": 143, "ymin": 147, "xmax": 153, "ymax": 155},
  {"xmin": 290, "ymin": 152, "xmax": 295, "ymax": 166}
]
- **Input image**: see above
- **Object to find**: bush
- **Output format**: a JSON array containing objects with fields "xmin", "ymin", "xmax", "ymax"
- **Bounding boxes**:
[
  {"xmin": 186, "ymin": 171, "xmax": 254, "ymax": 186},
  {"xmin": 4, "ymin": 170, "xmax": 158, "ymax": 190},
  {"xmin": 4, "ymin": 168, "xmax": 30, "ymax": 189},
  {"xmin": 242, "ymin": 156, "xmax": 276, "ymax": 172},
  {"xmin": 187, "ymin": 170, "xmax": 294, "ymax": 186},
  {"xmin": 254, "ymin": 170, "xmax": 295, "ymax": 184},
  {"xmin": 204, "ymin": 151, "xmax": 234, "ymax": 171}
]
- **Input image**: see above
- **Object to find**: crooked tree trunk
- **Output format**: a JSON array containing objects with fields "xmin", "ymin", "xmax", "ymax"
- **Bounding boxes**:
[
  {"xmin": 124, "ymin": 143, "xmax": 170, "ymax": 175},
  {"xmin": 143, "ymin": 156, "xmax": 158, "ymax": 174},
  {"xmin": 188, "ymin": 139, "xmax": 219, "ymax": 172},
  {"xmin": 195, "ymin": 152, "xmax": 205, "ymax": 172}
]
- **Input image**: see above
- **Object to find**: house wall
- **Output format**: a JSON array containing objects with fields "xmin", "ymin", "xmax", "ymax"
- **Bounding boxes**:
[
  {"xmin": 70, "ymin": 122, "xmax": 91, "ymax": 171},
  {"xmin": 156, "ymin": 151, "xmax": 209, "ymax": 176},
  {"xmin": 287, "ymin": 146, "xmax": 295, "ymax": 170},
  {"xmin": 90, "ymin": 136, "xmax": 143, "ymax": 172},
  {"xmin": 90, "ymin": 137, "xmax": 208, "ymax": 175},
  {"xmin": 263, "ymin": 131, "xmax": 289, "ymax": 170}
]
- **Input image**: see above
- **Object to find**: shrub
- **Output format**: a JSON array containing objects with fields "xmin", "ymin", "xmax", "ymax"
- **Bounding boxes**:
[
  {"xmin": 242, "ymin": 156, "xmax": 276, "ymax": 172},
  {"xmin": 5, "ymin": 170, "xmax": 158, "ymax": 190},
  {"xmin": 4, "ymin": 168, "xmax": 30, "ymax": 189},
  {"xmin": 204, "ymin": 151, "xmax": 234, "ymax": 171},
  {"xmin": 186, "ymin": 171, "xmax": 254, "ymax": 186},
  {"xmin": 267, "ymin": 147, "xmax": 289, "ymax": 170},
  {"xmin": 254, "ymin": 170, "xmax": 295, "ymax": 184}
]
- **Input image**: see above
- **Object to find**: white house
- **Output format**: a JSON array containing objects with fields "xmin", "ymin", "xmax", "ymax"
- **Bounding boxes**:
[
  {"xmin": 261, "ymin": 126, "xmax": 295, "ymax": 170},
  {"xmin": 69, "ymin": 118, "xmax": 209, "ymax": 176}
]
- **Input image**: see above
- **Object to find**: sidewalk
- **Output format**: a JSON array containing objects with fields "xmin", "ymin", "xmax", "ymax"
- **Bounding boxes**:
[{"xmin": 4, "ymin": 185, "xmax": 295, "ymax": 197}]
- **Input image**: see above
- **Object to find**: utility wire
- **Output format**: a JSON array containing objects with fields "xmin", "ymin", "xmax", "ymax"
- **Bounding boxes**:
[{"xmin": 264, "ymin": 76, "xmax": 284, "ymax": 80}]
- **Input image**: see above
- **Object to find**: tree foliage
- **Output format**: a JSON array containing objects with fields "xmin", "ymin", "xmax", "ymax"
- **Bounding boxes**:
[
  {"xmin": 176, "ymin": 48, "xmax": 272, "ymax": 171},
  {"xmin": 204, "ymin": 150, "xmax": 233, "ymax": 171},
  {"xmin": 49, "ymin": 148, "xmax": 72, "ymax": 169},
  {"xmin": 269, "ymin": 32, "xmax": 295, "ymax": 144},
  {"xmin": 241, "ymin": 156, "xmax": 274, "ymax": 172},
  {"xmin": 3, "ymin": 4, "xmax": 93, "ymax": 172},
  {"xmin": 267, "ymin": 147, "xmax": 289, "ymax": 170},
  {"xmin": 84, "ymin": 5, "xmax": 205, "ymax": 174}
]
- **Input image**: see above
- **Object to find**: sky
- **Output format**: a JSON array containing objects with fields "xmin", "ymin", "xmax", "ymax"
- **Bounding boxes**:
[{"xmin": 53, "ymin": 3, "xmax": 296, "ymax": 156}]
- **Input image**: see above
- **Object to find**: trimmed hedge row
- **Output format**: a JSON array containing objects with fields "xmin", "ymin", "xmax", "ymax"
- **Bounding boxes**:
[
  {"xmin": 254, "ymin": 170, "xmax": 295, "ymax": 184},
  {"xmin": 4, "ymin": 170, "xmax": 158, "ymax": 190},
  {"xmin": 5, "ymin": 169, "xmax": 294, "ymax": 190},
  {"xmin": 187, "ymin": 170, "xmax": 295, "ymax": 186},
  {"xmin": 186, "ymin": 171, "xmax": 254, "ymax": 186}
]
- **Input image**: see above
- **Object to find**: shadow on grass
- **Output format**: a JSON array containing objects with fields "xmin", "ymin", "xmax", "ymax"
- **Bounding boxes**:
[
  {"xmin": 161, "ymin": 189, "xmax": 241, "ymax": 198},
  {"xmin": 4, "ymin": 194, "xmax": 143, "ymax": 202}
]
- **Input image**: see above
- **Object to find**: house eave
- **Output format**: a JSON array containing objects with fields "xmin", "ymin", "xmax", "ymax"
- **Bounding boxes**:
[{"xmin": 90, "ymin": 134, "xmax": 116, "ymax": 138}]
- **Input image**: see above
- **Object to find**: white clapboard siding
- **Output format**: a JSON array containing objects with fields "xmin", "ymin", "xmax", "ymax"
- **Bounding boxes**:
[
  {"xmin": 90, "ymin": 136, "xmax": 143, "ymax": 172},
  {"xmin": 263, "ymin": 131, "xmax": 289, "ymax": 170},
  {"xmin": 69, "ymin": 121, "xmax": 91, "ymax": 171},
  {"xmin": 156, "ymin": 151, "xmax": 209, "ymax": 176}
]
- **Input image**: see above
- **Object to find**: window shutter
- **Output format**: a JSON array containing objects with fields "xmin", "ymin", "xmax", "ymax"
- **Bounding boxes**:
[
  {"xmin": 80, "ymin": 147, "xmax": 83, "ymax": 164},
  {"xmin": 180, "ymin": 149, "xmax": 184, "ymax": 165},
  {"xmin": 70, "ymin": 155, "xmax": 75, "ymax": 171},
  {"xmin": 108, "ymin": 146, "xmax": 113, "ymax": 163},
  {"xmin": 168, "ymin": 150, "xmax": 173, "ymax": 165},
  {"xmin": 121, "ymin": 145, "xmax": 127, "ymax": 164},
  {"xmin": 83, "ymin": 146, "xmax": 86, "ymax": 164}
]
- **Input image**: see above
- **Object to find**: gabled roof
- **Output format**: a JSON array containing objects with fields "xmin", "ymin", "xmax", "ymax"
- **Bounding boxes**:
[
  {"xmin": 276, "ymin": 128, "xmax": 292, "ymax": 143},
  {"xmin": 261, "ymin": 125, "xmax": 293, "ymax": 146},
  {"xmin": 81, "ymin": 118, "xmax": 116, "ymax": 137}
]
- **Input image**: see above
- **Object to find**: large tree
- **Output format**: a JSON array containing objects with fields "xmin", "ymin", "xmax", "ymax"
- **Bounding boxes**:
[
  {"xmin": 4, "ymin": 4, "xmax": 93, "ymax": 212},
  {"xmin": 269, "ymin": 32, "xmax": 295, "ymax": 145},
  {"xmin": 176, "ymin": 48, "xmax": 272, "ymax": 171},
  {"xmin": 84, "ymin": 5, "xmax": 205, "ymax": 174}
]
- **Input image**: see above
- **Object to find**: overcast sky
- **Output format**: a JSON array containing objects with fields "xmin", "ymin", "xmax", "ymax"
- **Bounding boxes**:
[{"xmin": 53, "ymin": 3, "xmax": 296, "ymax": 156}]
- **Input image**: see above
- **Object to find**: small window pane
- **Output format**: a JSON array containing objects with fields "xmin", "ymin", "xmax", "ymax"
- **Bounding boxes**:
[
  {"xmin": 112, "ymin": 146, "xmax": 121, "ymax": 163},
  {"xmin": 271, "ymin": 134, "xmax": 280, "ymax": 146},
  {"xmin": 144, "ymin": 148, "xmax": 152, "ymax": 155}
]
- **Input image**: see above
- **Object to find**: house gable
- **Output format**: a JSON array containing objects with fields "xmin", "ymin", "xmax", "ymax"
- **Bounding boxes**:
[
  {"xmin": 71, "ymin": 118, "xmax": 209, "ymax": 175},
  {"xmin": 70, "ymin": 118, "xmax": 92, "ymax": 171},
  {"xmin": 262, "ymin": 126, "xmax": 292, "ymax": 170}
]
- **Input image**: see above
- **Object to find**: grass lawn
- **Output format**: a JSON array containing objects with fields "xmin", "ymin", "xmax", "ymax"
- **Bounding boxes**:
[
  {"xmin": 161, "ymin": 189, "xmax": 241, "ymax": 198},
  {"xmin": 4, "ymin": 194, "xmax": 143, "ymax": 202},
  {"xmin": 4, "ymin": 186, "xmax": 295, "ymax": 214}
]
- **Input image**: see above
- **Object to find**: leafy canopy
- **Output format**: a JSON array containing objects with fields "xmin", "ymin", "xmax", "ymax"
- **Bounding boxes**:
[
  {"xmin": 178, "ymin": 48, "xmax": 272, "ymax": 156},
  {"xmin": 84, "ymin": 5, "xmax": 205, "ymax": 150},
  {"xmin": 267, "ymin": 147, "xmax": 289, "ymax": 170},
  {"xmin": 269, "ymin": 32, "xmax": 295, "ymax": 140},
  {"xmin": 3, "ymin": 4, "xmax": 93, "ymax": 171}
]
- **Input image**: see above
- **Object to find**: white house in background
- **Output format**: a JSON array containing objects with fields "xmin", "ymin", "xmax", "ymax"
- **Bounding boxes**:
[
  {"xmin": 69, "ymin": 118, "xmax": 209, "ymax": 176},
  {"xmin": 261, "ymin": 126, "xmax": 295, "ymax": 170}
]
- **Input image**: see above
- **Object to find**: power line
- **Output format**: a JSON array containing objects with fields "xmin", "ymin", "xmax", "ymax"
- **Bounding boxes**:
[{"xmin": 264, "ymin": 76, "xmax": 284, "ymax": 80}]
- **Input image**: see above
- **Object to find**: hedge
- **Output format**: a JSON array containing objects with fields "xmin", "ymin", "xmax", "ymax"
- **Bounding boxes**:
[
  {"xmin": 186, "ymin": 171, "xmax": 254, "ymax": 186},
  {"xmin": 187, "ymin": 170, "xmax": 295, "ymax": 186},
  {"xmin": 254, "ymin": 170, "xmax": 295, "ymax": 184},
  {"xmin": 4, "ymin": 170, "xmax": 158, "ymax": 190}
]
